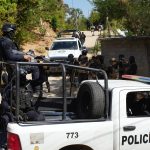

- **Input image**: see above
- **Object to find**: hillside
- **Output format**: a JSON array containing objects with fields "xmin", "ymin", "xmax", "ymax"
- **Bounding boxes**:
[{"xmin": 22, "ymin": 23, "xmax": 56, "ymax": 56}]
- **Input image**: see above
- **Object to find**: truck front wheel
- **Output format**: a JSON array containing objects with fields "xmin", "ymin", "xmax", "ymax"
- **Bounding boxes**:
[{"xmin": 77, "ymin": 81, "xmax": 105, "ymax": 119}]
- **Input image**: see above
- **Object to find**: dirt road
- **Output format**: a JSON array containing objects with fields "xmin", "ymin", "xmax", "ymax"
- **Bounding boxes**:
[{"xmin": 83, "ymin": 30, "xmax": 100, "ymax": 49}]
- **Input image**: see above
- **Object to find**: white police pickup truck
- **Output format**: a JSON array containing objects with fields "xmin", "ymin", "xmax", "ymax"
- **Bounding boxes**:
[
  {"xmin": 46, "ymin": 37, "xmax": 84, "ymax": 62},
  {"xmin": 2, "ymin": 63, "xmax": 150, "ymax": 150}
]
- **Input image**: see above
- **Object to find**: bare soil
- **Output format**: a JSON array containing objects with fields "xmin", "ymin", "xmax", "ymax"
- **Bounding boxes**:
[{"xmin": 22, "ymin": 23, "xmax": 56, "ymax": 56}]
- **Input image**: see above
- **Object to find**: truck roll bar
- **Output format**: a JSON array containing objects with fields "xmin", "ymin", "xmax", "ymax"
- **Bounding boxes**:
[{"xmin": 1, "ymin": 61, "xmax": 109, "ymax": 121}]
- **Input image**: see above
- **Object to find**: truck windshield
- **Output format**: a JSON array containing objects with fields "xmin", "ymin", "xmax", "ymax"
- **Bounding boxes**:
[{"xmin": 51, "ymin": 41, "xmax": 78, "ymax": 50}]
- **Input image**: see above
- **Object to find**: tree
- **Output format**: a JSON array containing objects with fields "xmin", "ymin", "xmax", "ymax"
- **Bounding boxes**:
[
  {"xmin": 0, "ymin": 0, "xmax": 66, "ymax": 44},
  {"xmin": 64, "ymin": 6, "xmax": 88, "ymax": 30},
  {"xmin": 39, "ymin": 0, "xmax": 65, "ymax": 30},
  {"xmin": 0, "ymin": 0, "xmax": 17, "ymax": 30},
  {"xmin": 89, "ymin": 11, "xmax": 101, "ymax": 26},
  {"xmin": 89, "ymin": 0, "xmax": 150, "ymax": 36},
  {"xmin": 14, "ymin": 0, "xmax": 65, "ymax": 43},
  {"xmin": 15, "ymin": 0, "xmax": 41, "ymax": 43},
  {"xmin": 51, "ymin": 17, "xmax": 57, "ymax": 32},
  {"xmin": 89, "ymin": 0, "xmax": 127, "ymax": 24},
  {"xmin": 125, "ymin": 0, "xmax": 150, "ymax": 36}
]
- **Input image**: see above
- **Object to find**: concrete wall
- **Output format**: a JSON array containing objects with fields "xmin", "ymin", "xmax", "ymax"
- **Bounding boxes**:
[{"xmin": 101, "ymin": 37, "xmax": 150, "ymax": 76}]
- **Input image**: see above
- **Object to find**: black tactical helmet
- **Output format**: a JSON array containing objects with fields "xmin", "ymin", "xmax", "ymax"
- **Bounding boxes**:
[
  {"xmin": 2, "ymin": 23, "xmax": 16, "ymax": 33},
  {"xmin": 67, "ymin": 54, "xmax": 74, "ymax": 62},
  {"xmin": 82, "ymin": 50, "xmax": 87, "ymax": 55}
]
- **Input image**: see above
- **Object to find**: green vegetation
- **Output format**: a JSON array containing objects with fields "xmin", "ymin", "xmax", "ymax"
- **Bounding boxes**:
[
  {"xmin": 91, "ymin": 40, "xmax": 101, "ymax": 55},
  {"xmin": 0, "ymin": 0, "xmax": 88, "ymax": 44},
  {"xmin": 89, "ymin": 0, "xmax": 150, "ymax": 36},
  {"xmin": 0, "ymin": 0, "xmax": 65, "ymax": 44},
  {"xmin": 0, "ymin": 0, "xmax": 17, "ymax": 27},
  {"xmin": 64, "ymin": 5, "xmax": 87, "ymax": 30},
  {"xmin": 89, "ymin": 11, "xmax": 101, "ymax": 27},
  {"xmin": 126, "ymin": 0, "xmax": 150, "ymax": 36},
  {"xmin": 0, "ymin": 0, "xmax": 150, "ymax": 45}
]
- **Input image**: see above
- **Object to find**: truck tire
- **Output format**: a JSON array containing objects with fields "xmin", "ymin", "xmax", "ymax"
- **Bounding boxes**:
[{"xmin": 77, "ymin": 81, "xmax": 105, "ymax": 119}]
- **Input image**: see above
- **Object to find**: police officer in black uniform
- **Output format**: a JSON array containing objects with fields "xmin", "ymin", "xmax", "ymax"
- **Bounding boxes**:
[
  {"xmin": 0, "ymin": 23, "xmax": 45, "ymax": 148},
  {"xmin": 127, "ymin": 56, "xmax": 137, "ymax": 75},
  {"xmin": 130, "ymin": 92, "xmax": 149, "ymax": 116},
  {"xmin": 0, "ymin": 23, "xmax": 46, "ymax": 91},
  {"xmin": 107, "ymin": 57, "xmax": 119, "ymax": 79}
]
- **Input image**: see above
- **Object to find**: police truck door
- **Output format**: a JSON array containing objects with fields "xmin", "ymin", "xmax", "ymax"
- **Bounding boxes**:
[{"xmin": 119, "ymin": 90, "xmax": 150, "ymax": 150}]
